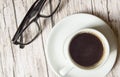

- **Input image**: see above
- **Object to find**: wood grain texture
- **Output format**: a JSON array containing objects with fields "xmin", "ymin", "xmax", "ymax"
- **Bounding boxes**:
[
  {"xmin": 0, "ymin": 0, "xmax": 17, "ymax": 77},
  {"xmin": 12, "ymin": 0, "xmax": 48, "ymax": 77},
  {"xmin": 0, "ymin": 0, "xmax": 120, "ymax": 77},
  {"xmin": 0, "ymin": 0, "xmax": 48, "ymax": 77}
]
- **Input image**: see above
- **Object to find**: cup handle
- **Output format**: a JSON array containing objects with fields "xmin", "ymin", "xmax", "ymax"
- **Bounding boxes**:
[{"xmin": 59, "ymin": 64, "xmax": 73, "ymax": 76}]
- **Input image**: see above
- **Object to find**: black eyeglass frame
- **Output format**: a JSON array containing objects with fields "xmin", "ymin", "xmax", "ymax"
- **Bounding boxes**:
[{"xmin": 12, "ymin": 0, "xmax": 61, "ymax": 48}]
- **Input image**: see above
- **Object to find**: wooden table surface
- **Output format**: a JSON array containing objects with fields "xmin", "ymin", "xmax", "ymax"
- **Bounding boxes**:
[{"xmin": 0, "ymin": 0, "xmax": 120, "ymax": 77}]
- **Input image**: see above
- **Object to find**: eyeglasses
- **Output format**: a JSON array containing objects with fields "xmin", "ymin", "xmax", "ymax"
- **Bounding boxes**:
[{"xmin": 12, "ymin": 0, "xmax": 61, "ymax": 48}]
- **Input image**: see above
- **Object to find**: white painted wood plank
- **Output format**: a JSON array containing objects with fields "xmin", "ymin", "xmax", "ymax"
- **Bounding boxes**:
[
  {"xmin": 0, "ymin": 0, "xmax": 17, "ymax": 77},
  {"xmin": 0, "ymin": 0, "xmax": 49, "ymax": 77},
  {"xmin": 12, "ymin": 0, "xmax": 48, "ymax": 77}
]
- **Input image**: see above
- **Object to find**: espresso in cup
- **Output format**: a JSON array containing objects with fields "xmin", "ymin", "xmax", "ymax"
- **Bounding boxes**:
[
  {"xmin": 59, "ymin": 29, "xmax": 109, "ymax": 76},
  {"xmin": 69, "ymin": 33, "xmax": 104, "ymax": 67}
]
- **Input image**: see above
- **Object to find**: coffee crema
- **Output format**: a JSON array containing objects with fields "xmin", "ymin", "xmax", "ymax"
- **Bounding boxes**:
[{"xmin": 69, "ymin": 33, "xmax": 103, "ymax": 67}]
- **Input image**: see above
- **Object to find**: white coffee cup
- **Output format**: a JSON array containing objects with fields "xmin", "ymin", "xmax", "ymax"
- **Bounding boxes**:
[{"xmin": 59, "ymin": 28, "xmax": 110, "ymax": 76}]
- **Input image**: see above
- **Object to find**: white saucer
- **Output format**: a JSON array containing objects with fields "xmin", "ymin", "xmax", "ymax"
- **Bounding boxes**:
[{"xmin": 45, "ymin": 14, "xmax": 117, "ymax": 77}]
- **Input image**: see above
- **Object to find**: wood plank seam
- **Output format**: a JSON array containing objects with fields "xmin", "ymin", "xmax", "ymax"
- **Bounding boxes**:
[
  {"xmin": 11, "ymin": 0, "xmax": 19, "ymax": 28},
  {"xmin": 41, "ymin": 34, "xmax": 49, "ymax": 77}
]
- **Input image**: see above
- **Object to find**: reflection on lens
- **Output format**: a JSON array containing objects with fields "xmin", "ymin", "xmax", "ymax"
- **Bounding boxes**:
[{"xmin": 22, "ymin": 21, "xmax": 40, "ymax": 44}]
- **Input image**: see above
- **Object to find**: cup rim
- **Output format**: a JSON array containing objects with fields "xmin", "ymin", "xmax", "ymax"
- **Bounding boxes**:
[{"xmin": 64, "ymin": 28, "xmax": 110, "ymax": 70}]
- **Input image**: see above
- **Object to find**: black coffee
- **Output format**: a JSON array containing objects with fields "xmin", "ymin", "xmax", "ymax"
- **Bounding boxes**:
[{"xmin": 69, "ymin": 33, "xmax": 103, "ymax": 67}]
